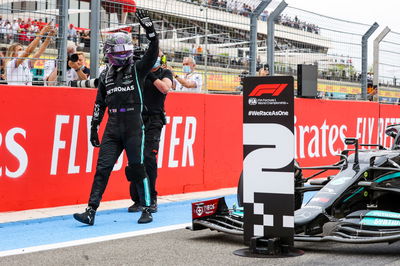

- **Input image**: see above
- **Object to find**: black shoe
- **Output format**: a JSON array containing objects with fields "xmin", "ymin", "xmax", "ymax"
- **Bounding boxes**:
[
  {"xmin": 149, "ymin": 204, "xmax": 158, "ymax": 213},
  {"xmin": 128, "ymin": 202, "xmax": 141, "ymax": 213},
  {"xmin": 138, "ymin": 208, "xmax": 153, "ymax": 224},
  {"xmin": 149, "ymin": 200, "xmax": 158, "ymax": 213},
  {"xmin": 73, "ymin": 206, "xmax": 96, "ymax": 225}
]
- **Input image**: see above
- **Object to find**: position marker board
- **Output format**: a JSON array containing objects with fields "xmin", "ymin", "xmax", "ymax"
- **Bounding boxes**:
[{"xmin": 242, "ymin": 76, "xmax": 295, "ymax": 246}]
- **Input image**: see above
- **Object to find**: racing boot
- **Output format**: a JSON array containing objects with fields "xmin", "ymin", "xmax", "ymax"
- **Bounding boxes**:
[
  {"xmin": 128, "ymin": 202, "xmax": 142, "ymax": 213},
  {"xmin": 138, "ymin": 207, "xmax": 153, "ymax": 224},
  {"xmin": 73, "ymin": 206, "xmax": 96, "ymax": 225},
  {"xmin": 149, "ymin": 199, "xmax": 158, "ymax": 213}
]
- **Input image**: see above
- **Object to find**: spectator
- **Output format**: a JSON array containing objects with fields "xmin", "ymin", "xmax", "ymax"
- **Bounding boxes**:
[
  {"xmin": 43, "ymin": 58, "xmax": 58, "ymax": 86},
  {"xmin": 170, "ymin": 56, "xmax": 202, "ymax": 93},
  {"xmin": 257, "ymin": 64, "xmax": 269, "ymax": 76},
  {"xmin": 260, "ymin": 10, "xmax": 268, "ymax": 22},
  {"xmin": 190, "ymin": 44, "xmax": 196, "ymax": 57},
  {"xmin": 0, "ymin": 46, "xmax": 7, "ymax": 82},
  {"xmin": 3, "ymin": 21, "xmax": 12, "ymax": 43},
  {"xmin": 11, "ymin": 19, "xmax": 19, "ymax": 43},
  {"xmin": 5, "ymin": 24, "xmax": 54, "ymax": 85},
  {"xmin": 76, "ymin": 52, "xmax": 90, "ymax": 78},
  {"xmin": 81, "ymin": 30, "xmax": 90, "ymax": 52},
  {"xmin": 67, "ymin": 24, "xmax": 77, "ymax": 43},
  {"xmin": 195, "ymin": 45, "xmax": 203, "ymax": 62},
  {"xmin": 367, "ymin": 85, "xmax": 378, "ymax": 102}
]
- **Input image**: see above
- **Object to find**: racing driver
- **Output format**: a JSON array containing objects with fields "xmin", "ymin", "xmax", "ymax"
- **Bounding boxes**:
[{"xmin": 73, "ymin": 9, "xmax": 158, "ymax": 225}]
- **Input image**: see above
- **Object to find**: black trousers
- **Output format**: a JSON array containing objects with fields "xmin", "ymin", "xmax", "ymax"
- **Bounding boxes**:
[
  {"xmin": 88, "ymin": 111, "xmax": 151, "ymax": 210},
  {"xmin": 130, "ymin": 114, "xmax": 164, "ymax": 204}
]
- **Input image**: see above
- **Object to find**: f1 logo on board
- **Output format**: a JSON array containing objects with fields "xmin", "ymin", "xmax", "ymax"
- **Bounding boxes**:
[{"xmin": 249, "ymin": 84, "xmax": 288, "ymax": 97}]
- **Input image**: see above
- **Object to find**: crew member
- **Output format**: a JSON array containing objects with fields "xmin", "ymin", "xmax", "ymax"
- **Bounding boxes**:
[
  {"xmin": 128, "ymin": 50, "xmax": 172, "ymax": 213},
  {"xmin": 73, "ymin": 9, "xmax": 158, "ymax": 225}
]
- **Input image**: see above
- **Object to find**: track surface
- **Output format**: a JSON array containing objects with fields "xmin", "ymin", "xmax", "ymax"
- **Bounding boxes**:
[
  {"xmin": 1, "ymin": 228, "xmax": 400, "ymax": 265},
  {"xmin": 1, "ymin": 192, "xmax": 400, "ymax": 265}
]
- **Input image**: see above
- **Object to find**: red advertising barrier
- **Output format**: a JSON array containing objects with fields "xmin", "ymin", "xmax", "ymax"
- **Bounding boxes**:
[{"xmin": 1, "ymin": 85, "xmax": 400, "ymax": 212}]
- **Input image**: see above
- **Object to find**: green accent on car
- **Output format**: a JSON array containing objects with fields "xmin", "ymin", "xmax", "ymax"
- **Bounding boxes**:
[
  {"xmin": 375, "ymin": 172, "xmax": 400, "ymax": 183},
  {"xmin": 360, "ymin": 217, "xmax": 400, "ymax": 227},
  {"xmin": 366, "ymin": 210, "xmax": 400, "ymax": 219},
  {"xmin": 343, "ymin": 187, "xmax": 364, "ymax": 202}
]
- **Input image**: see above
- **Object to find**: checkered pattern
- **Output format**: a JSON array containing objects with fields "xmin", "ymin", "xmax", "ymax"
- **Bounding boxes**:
[{"xmin": 244, "ymin": 193, "xmax": 294, "ymax": 241}]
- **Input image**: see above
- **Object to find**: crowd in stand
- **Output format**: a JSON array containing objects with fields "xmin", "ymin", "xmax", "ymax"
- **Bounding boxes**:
[
  {"xmin": 0, "ymin": 16, "xmax": 91, "ymax": 51},
  {"xmin": 179, "ymin": 0, "xmax": 320, "ymax": 34},
  {"xmin": 277, "ymin": 15, "xmax": 320, "ymax": 35},
  {"xmin": 0, "ymin": 17, "xmax": 48, "ymax": 45}
]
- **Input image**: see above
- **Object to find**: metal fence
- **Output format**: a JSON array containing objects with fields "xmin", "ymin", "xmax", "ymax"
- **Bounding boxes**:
[
  {"xmin": 378, "ymin": 30, "xmax": 400, "ymax": 103},
  {"xmin": 0, "ymin": 0, "xmax": 67, "ymax": 86},
  {"xmin": 0, "ymin": 0, "xmax": 399, "ymax": 103}
]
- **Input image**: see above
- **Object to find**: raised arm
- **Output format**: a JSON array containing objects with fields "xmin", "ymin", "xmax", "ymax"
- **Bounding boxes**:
[
  {"xmin": 134, "ymin": 9, "xmax": 159, "ymax": 78},
  {"xmin": 16, "ymin": 24, "xmax": 51, "ymax": 67}
]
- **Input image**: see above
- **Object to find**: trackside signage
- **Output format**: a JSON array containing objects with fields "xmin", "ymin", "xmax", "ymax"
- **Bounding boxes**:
[{"xmin": 243, "ymin": 76, "xmax": 295, "ymax": 246}]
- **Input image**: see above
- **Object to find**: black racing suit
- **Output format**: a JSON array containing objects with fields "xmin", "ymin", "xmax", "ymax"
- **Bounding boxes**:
[
  {"xmin": 88, "ymin": 38, "xmax": 159, "ymax": 210},
  {"xmin": 130, "ymin": 67, "xmax": 173, "ymax": 205}
]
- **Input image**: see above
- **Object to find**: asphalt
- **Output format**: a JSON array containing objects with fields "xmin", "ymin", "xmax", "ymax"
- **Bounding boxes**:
[
  {"xmin": 1, "ymin": 188, "xmax": 400, "ymax": 265},
  {"xmin": 1, "ymin": 228, "xmax": 400, "ymax": 266}
]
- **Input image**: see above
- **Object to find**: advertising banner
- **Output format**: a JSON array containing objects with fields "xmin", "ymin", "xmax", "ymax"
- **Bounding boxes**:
[
  {"xmin": 1, "ymin": 84, "xmax": 400, "ymax": 212},
  {"xmin": 0, "ymin": 86, "xmax": 242, "ymax": 212},
  {"xmin": 242, "ymin": 76, "xmax": 294, "ymax": 246}
]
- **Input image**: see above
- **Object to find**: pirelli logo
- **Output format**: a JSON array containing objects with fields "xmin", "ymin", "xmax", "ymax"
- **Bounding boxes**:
[{"xmin": 249, "ymin": 84, "xmax": 288, "ymax": 97}]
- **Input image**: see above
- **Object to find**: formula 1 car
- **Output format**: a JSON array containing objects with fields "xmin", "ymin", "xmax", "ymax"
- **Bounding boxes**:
[{"xmin": 189, "ymin": 124, "xmax": 400, "ymax": 244}]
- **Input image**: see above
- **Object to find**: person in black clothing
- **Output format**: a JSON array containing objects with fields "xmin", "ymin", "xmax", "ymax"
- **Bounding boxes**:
[
  {"xmin": 73, "ymin": 9, "xmax": 158, "ymax": 225},
  {"xmin": 128, "ymin": 50, "xmax": 172, "ymax": 213}
]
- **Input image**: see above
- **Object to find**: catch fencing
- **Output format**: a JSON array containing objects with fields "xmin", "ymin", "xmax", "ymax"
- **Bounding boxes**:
[
  {"xmin": 378, "ymin": 30, "xmax": 400, "ymax": 103},
  {"xmin": 0, "ymin": 0, "xmax": 399, "ymax": 103}
]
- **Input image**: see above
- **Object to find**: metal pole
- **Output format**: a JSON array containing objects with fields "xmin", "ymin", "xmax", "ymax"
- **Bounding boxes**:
[
  {"xmin": 361, "ymin": 22, "xmax": 378, "ymax": 100},
  {"xmin": 58, "ymin": 0, "xmax": 68, "ymax": 85},
  {"xmin": 249, "ymin": 0, "xmax": 271, "ymax": 76},
  {"xmin": 90, "ymin": 0, "xmax": 101, "ymax": 79},
  {"xmin": 373, "ymin": 26, "xmax": 390, "ymax": 87},
  {"xmin": 267, "ymin": 0, "xmax": 287, "ymax": 76},
  {"xmin": 204, "ymin": 4, "xmax": 208, "ymax": 93}
]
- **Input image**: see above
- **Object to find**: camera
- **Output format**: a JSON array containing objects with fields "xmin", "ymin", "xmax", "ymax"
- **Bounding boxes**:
[
  {"xmin": 68, "ymin": 53, "xmax": 79, "ymax": 63},
  {"xmin": 69, "ymin": 78, "xmax": 99, "ymax": 88}
]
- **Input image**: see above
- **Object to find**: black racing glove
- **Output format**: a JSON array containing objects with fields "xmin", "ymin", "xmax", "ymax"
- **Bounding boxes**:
[
  {"xmin": 90, "ymin": 125, "xmax": 100, "ymax": 148},
  {"xmin": 135, "ymin": 9, "xmax": 157, "ymax": 41}
]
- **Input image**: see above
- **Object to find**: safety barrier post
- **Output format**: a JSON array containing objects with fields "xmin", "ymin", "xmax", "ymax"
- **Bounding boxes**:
[
  {"xmin": 90, "ymin": 0, "xmax": 101, "ymax": 79},
  {"xmin": 361, "ymin": 23, "xmax": 379, "ymax": 100},
  {"xmin": 267, "ymin": 1, "xmax": 287, "ymax": 76},
  {"xmin": 58, "ymin": 0, "xmax": 69, "ymax": 85},
  {"xmin": 373, "ymin": 27, "xmax": 391, "ymax": 87},
  {"xmin": 249, "ymin": 0, "xmax": 272, "ymax": 76}
]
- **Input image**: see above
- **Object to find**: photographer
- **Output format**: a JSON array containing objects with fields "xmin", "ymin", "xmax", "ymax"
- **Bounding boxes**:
[
  {"xmin": 67, "ymin": 51, "xmax": 89, "ymax": 83},
  {"xmin": 44, "ymin": 42, "xmax": 89, "ymax": 86}
]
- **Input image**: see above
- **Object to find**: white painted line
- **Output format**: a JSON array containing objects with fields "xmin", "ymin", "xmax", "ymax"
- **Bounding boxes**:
[
  {"xmin": 0, "ymin": 223, "xmax": 191, "ymax": 258},
  {"xmin": 0, "ymin": 187, "xmax": 236, "ymax": 223}
]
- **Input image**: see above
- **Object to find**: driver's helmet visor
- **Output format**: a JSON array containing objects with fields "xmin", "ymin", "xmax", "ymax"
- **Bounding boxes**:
[{"xmin": 111, "ymin": 44, "xmax": 134, "ymax": 54}]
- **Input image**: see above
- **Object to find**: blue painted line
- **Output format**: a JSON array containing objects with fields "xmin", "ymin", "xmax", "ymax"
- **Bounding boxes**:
[
  {"xmin": 0, "ymin": 195, "xmax": 237, "ymax": 252},
  {"xmin": 0, "ymin": 192, "xmax": 316, "ymax": 252}
]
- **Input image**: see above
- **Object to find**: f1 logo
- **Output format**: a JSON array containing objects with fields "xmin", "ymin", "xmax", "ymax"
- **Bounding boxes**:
[{"xmin": 249, "ymin": 84, "xmax": 288, "ymax": 97}]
